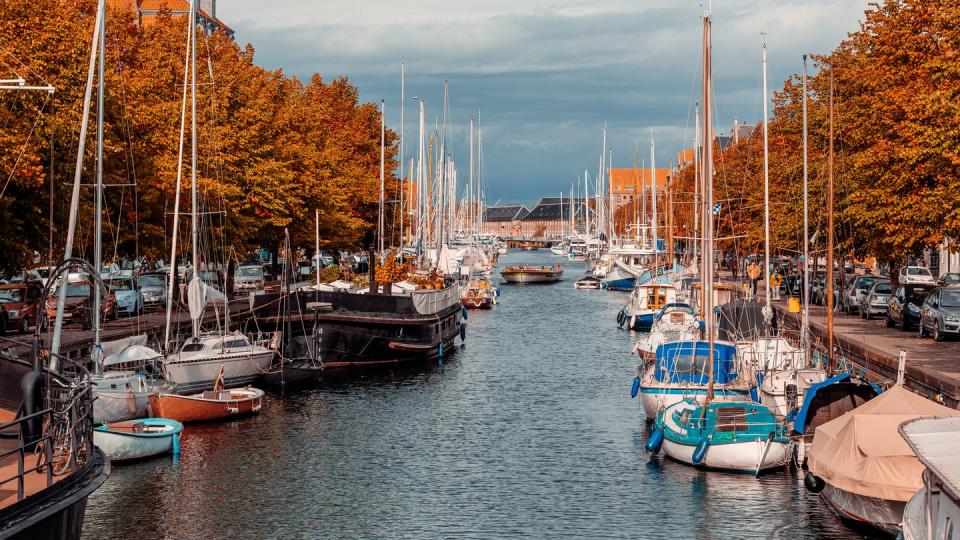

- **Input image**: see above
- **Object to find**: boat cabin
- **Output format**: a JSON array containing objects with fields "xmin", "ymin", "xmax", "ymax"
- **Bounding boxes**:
[
  {"xmin": 629, "ymin": 284, "xmax": 677, "ymax": 313},
  {"xmin": 653, "ymin": 341, "xmax": 739, "ymax": 385}
]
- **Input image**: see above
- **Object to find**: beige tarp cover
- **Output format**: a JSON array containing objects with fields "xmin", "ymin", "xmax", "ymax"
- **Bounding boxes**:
[{"xmin": 808, "ymin": 385, "xmax": 959, "ymax": 502}]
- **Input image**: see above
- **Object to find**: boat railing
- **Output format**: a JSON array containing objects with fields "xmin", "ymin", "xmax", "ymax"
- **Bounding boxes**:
[{"xmin": 0, "ymin": 358, "xmax": 96, "ymax": 508}]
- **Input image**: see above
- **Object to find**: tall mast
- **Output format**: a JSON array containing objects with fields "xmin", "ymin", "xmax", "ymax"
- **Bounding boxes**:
[
  {"xmin": 801, "ymin": 55, "xmax": 810, "ymax": 363},
  {"xmin": 378, "ymin": 99, "xmax": 385, "ymax": 256},
  {"xmin": 693, "ymin": 103, "xmax": 700, "ymax": 265},
  {"xmin": 826, "ymin": 70, "xmax": 835, "ymax": 370},
  {"xmin": 469, "ymin": 114, "xmax": 474, "ymax": 234},
  {"xmin": 399, "ymin": 59, "xmax": 405, "ymax": 246},
  {"xmin": 607, "ymin": 147, "xmax": 613, "ymax": 247},
  {"xmin": 163, "ymin": 0, "xmax": 194, "ymax": 352},
  {"xmin": 702, "ymin": 12, "xmax": 716, "ymax": 402},
  {"xmin": 416, "ymin": 98, "xmax": 425, "ymax": 260},
  {"xmin": 315, "ymin": 209, "xmax": 320, "ymax": 283},
  {"xmin": 650, "ymin": 129, "xmax": 658, "ymax": 254},
  {"xmin": 189, "ymin": 0, "xmax": 199, "ymax": 339},
  {"xmin": 762, "ymin": 40, "xmax": 772, "ymax": 319},
  {"xmin": 633, "ymin": 140, "xmax": 639, "ymax": 240},
  {"xmin": 92, "ymin": 0, "xmax": 105, "ymax": 374},
  {"xmin": 50, "ymin": 0, "xmax": 104, "ymax": 367}
]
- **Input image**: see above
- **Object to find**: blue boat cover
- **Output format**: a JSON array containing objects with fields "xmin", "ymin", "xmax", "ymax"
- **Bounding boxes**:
[
  {"xmin": 791, "ymin": 373, "xmax": 882, "ymax": 434},
  {"xmin": 653, "ymin": 341, "xmax": 738, "ymax": 385}
]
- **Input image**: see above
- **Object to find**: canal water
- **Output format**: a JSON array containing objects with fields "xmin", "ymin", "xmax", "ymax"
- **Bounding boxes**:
[{"xmin": 84, "ymin": 250, "xmax": 870, "ymax": 539}]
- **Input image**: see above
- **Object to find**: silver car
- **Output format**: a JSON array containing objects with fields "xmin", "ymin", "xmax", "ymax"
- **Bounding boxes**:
[
  {"xmin": 138, "ymin": 272, "xmax": 167, "ymax": 308},
  {"xmin": 234, "ymin": 265, "xmax": 265, "ymax": 292},
  {"xmin": 858, "ymin": 279, "xmax": 891, "ymax": 319}
]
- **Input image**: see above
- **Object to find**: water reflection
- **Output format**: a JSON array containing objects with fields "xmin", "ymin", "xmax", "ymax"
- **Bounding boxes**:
[{"xmin": 84, "ymin": 250, "xmax": 870, "ymax": 539}]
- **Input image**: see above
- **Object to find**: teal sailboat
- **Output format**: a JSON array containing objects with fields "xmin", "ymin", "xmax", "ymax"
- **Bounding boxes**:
[{"xmin": 645, "ymin": 13, "xmax": 791, "ymax": 475}]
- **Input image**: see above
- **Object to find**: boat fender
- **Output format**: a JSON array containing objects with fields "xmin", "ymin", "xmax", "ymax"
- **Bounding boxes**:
[
  {"xmin": 692, "ymin": 436, "xmax": 711, "ymax": 465},
  {"xmin": 630, "ymin": 376, "xmax": 641, "ymax": 398},
  {"xmin": 804, "ymin": 472, "xmax": 825, "ymax": 493},
  {"xmin": 172, "ymin": 432, "xmax": 181, "ymax": 456},
  {"xmin": 630, "ymin": 315, "xmax": 637, "ymax": 329},
  {"xmin": 462, "ymin": 307, "xmax": 468, "ymax": 320},
  {"xmin": 750, "ymin": 386, "xmax": 760, "ymax": 403},
  {"xmin": 20, "ymin": 370, "xmax": 45, "ymax": 451},
  {"xmin": 460, "ymin": 324, "xmax": 466, "ymax": 342},
  {"xmin": 645, "ymin": 428, "xmax": 664, "ymax": 453},
  {"xmin": 617, "ymin": 310, "xmax": 625, "ymax": 327}
]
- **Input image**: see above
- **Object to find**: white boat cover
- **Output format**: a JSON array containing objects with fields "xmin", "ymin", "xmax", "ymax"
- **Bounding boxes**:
[
  {"xmin": 103, "ymin": 344, "xmax": 162, "ymax": 367},
  {"xmin": 411, "ymin": 285, "xmax": 459, "ymax": 315},
  {"xmin": 809, "ymin": 385, "xmax": 959, "ymax": 502},
  {"xmin": 100, "ymin": 335, "xmax": 148, "ymax": 358}
]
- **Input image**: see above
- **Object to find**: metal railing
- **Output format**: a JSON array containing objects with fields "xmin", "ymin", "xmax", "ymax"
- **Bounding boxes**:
[{"xmin": 0, "ymin": 357, "xmax": 95, "ymax": 507}]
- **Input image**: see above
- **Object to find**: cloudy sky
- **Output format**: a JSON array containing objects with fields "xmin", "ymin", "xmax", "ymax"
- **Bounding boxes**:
[{"xmin": 218, "ymin": 1, "xmax": 870, "ymax": 206}]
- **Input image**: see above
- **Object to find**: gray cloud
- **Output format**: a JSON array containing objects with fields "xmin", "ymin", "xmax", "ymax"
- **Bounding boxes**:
[{"xmin": 218, "ymin": 1, "xmax": 869, "ymax": 204}]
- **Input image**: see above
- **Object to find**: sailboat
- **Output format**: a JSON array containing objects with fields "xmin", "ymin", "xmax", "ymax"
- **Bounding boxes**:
[
  {"xmin": 80, "ymin": 4, "xmax": 173, "ymax": 423},
  {"xmin": 158, "ymin": 1, "xmax": 272, "ymax": 394},
  {"xmin": 264, "ymin": 230, "xmax": 323, "ymax": 388},
  {"xmin": 645, "ymin": 14, "xmax": 791, "ymax": 475},
  {"xmin": 748, "ymin": 46, "xmax": 828, "ymax": 418},
  {"xmin": 790, "ymin": 66, "xmax": 880, "ymax": 465}
]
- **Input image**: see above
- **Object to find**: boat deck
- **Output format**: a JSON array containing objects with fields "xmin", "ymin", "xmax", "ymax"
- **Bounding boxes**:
[{"xmin": 0, "ymin": 406, "xmax": 59, "ymax": 511}]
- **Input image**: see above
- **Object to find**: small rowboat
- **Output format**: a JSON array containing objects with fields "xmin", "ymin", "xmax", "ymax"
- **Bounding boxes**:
[
  {"xmin": 93, "ymin": 418, "xmax": 183, "ymax": 462},
  {"xmin": 500, "ymin": 265, "xmax": 563, "ymax": 284},
  {"xmin": 574, "ymin": 276, "xmax": 603, "ymax": 290},
  {"xmin": 149, "ymin": 364, "xmax": 265, "ymax": 422},
  {"xmin": 149, "ymin": 387, "xmax": 264, "ymax": 423}
]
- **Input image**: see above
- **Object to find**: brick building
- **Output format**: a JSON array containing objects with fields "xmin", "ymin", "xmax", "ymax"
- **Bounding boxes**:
[{"xmin": 108, "ymin": 0, "xmax": 234, "ymax": 36}]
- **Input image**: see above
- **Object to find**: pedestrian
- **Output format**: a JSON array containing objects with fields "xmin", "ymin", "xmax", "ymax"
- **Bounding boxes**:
[
  {"xmin": 747, "ymin": 260, "xmax": 761, "ymax": 298},
  {"xmin": 770, "ymin": 269, "xmax": 783, "ymax": 301}
]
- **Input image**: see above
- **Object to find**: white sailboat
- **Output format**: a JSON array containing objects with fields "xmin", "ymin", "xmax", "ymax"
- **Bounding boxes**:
[
  {"xmin": 646, "ymin": 16, "xmax": 790, "ymax": 474},
  {"xmin": 78, "ymin": 0, "xmax": 173, "ymax": 423},
  {"xmin": 160, "ymin": 1, "xmax": 272, "ymax": 394},
  {"xmin": 755, "ymin": 50, "xmax": 827, "ymax": 418}
]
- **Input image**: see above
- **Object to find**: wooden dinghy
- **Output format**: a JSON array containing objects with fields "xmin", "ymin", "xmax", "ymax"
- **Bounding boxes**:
[
  {"xmin": 93, "ymin": 418, "xmax": 183, "ymax": 462},
  {"xmin": 149, "ymin": 365, "xmax": 265, "ymax": 422},
  {"xmin": 500, "ymin": 265, "xmax": 563, "ymax": 284}
]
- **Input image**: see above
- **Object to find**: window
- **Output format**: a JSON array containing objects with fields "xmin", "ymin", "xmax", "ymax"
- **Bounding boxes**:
[
  {"xmin": 942, "ymin": 290, "xmax": 960, "ymax": 308},
  {"xmin": 908, "ymin": 267, "xmax": 931, "ymax": 276},
  {"xmin": 107, "ymin": 278, "xmax": 133, "ymax": 291},
  {"xmin": 236, "ymin": 267, "xmax": 263, "ymax": 278},
  {"xmin": 874, "ymin": 283, "xmax": 891, "ymax": 294},
  {"xmin": 182, "ymin": 343, "xmax": 205, "ymax": 352},
  {"xmin": 139, "ymin": 275, "xmax": 165, "ymax": 287},
  {"xmin": 0, "ymin": 289, "xmax": 24, "ymax": 303},
  {"xmin": 65, "ymin": 284, "xmax": 91, "ymax": 297},
  {"xmin": 224, "ymin": 340, "xmax": 249, "ymax": 349}
]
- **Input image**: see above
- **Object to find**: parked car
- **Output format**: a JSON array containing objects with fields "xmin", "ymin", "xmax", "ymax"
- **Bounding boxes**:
[
  {"xmin": 106, "ymin": 276, "xmax": 143, "ymax": 316},
  {"xmin": 196, "ymin": 270, "xmax": 224, "ymax": 292},
  {"xmin": 919, "ymin": 287, "xmax": 960, "ymax": 342},
  {"xmin": 138, "ymin": 272, "xmax": 168, "ymax": 308},
  {"xmin": 842, "ymin": 275, "xmax": 878, "ymax": 315},
  {"xmin": 886, "ymin": 283, "xmax": 935, "ymax": 330},
  {"xmin": 0, "ymin": 282, "xmax": 45, "ymax": 334},
  {"xmin": 858, "ymin": 279, "xmax": 892, "ymax": 319},
  {"xmin": 899, "ymin": 265, "xmax": 936, "ymax": 285},
  {"xmin": 45, "ymin": 280, "xmax": 117, "ymax": 328},
  {"xmin": 234, "ymin": 265, "xmax": 265, "ymax": 292},
  {"xmin": 937, "ymin": 273, "xmax": 960, "ymax": 287}
]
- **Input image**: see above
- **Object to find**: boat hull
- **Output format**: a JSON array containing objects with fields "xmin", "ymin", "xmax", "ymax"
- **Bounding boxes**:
[
  {"xmin": 263, "ymin": 362, "xmax": 322, "ymax": 388},
  {"xmin": 0, "ymin": 449, "xmax": 109, "ymax": 540},
  {"xmin": 148, "ymin": 388, "xmax": 264, "ymax": 423},
  {"xmin": 93, "ymin": 420, "xmax": 182, "ymax": 462},
  {"xmin": 461, "ymin": 297, "xmax": 493, "ymax": 309},
  {"xmin": 604, "ymin": 276, "xmax": 636, "ymax": 291},
  {"xmin": 500, "ymin": 272, "xmax": 562, "ymax": 284},
  {"xmin": 661, "ymin": 434, "xmax": 791, "ymax": 473},
  {"xmin": 821, "ymin": 484, "xmax": 905, "ymax": 536},
  {"xmin": 163, "ymin": 350, "xmax": 273, "ymax": 395}
]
